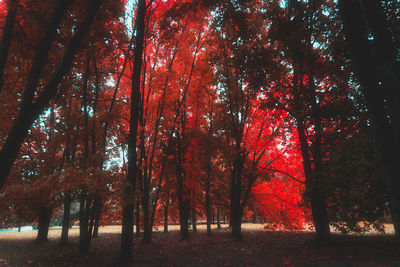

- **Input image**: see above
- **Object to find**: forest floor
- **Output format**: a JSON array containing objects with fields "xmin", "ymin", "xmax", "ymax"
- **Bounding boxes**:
[{"xmin": 0, "ymin": 223, "xmax": 399, "ymax": 266}]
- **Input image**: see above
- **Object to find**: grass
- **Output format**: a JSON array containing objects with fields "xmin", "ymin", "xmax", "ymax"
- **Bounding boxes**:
[{"xmin": 0, "ymin": 223, "xmax": 399, "ymax": 266}]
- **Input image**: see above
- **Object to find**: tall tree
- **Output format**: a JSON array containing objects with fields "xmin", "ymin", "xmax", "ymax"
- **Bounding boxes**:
[
  {"xmin": 120, "ymin": 0, "xmax": 146, "ymax": 262},
  {"xmin": 0, "ymin": 0, "xmax": 104, "ymax": 191},
  {"xmin": 339, "ymin": 0, "xmax": 400, "ymax": 244}
]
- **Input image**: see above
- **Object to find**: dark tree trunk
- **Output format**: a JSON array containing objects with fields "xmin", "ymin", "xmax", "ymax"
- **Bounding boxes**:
[
  {"xmin": 92, "ymin": 196, "xmax": 102, "ymax": 238},
  {"xmin": 36, "ymin": 206, "xmax": 52, "ymax": 242},
  {"xmin": 285, "ymin": 0, "xmax": 330, "ymax": 244},
  {"xmin": 60, "ymin": 193, "xmax": 71, "ymax": 244},
  {"xmin": 120, "ymin": 0, "xmax": 146, "ymax": 262},
  {"xmin": 0, "ymin": 0, "xmax": 18, "ymax": 94},
  {"xmin": 309, "ymin": 73, "xmax": 331, "ymax": 243},
  {"xmin": 339, "ymin": 0, "xmax": 400, "ymax": 245},
  {"xmin": 296, "ymin": 117, "xmax": 330, "ymax": 243},
  {"xmin": 78, "ymin": 55, "xmax": 92, "ymax": 254},
  {"xmin": 176, "ymin": 133, "xmax": 189, "ymax": 240},
  {"xmin": 0, "ymin": 0, "xmax": 102, "ymax": 191},
  {"xmin": 231, "ymin": 156, "xmax": 243, "ymax": 241},
  {"xmin": 192, "ymin": 210, "xmax": 197, "ymax": 232},
  {"xmin": 163, "ymin": 198, "xmax": 169, "ymax": 233},
  {"xmin": 142, "ymin": 175, "xmax": 151, "ymax": 243},
  {"xmin": 135, "ymin": 199, "xmax": 140, "ymax": 237},
  {"xmin": 121, "ymin": 202, "xmax": 134, "ymax": 261},
  {"xmin": 205, "ymin": 164, "xmax": 212, "ymax": 236},
  {"xmin": 217, "ymin": 207, "xmax": 221, "ymax": 229},
  {"xmin": 364, "ymin": 0, "xmax": 400, "ymax": 136},
  {"xmin": 79, "ymin": 196, "xmax": 94, "ymax": 253}
]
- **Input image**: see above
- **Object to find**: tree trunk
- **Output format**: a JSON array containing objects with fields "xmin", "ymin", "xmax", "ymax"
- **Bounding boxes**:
[
  {"xmin": 60, "ymin": 193, "xmax": 71, "ymax": 244},
  {"xmin": 163, "ymin": 199, "xmax": 169, "ymax": 233},
  {"xmin": 192, "ymin": 210, "xmax": 197, "ymax": 232},
  {"xmin": 36, "ymin": 206, "xmax": 52, "ymax": 242},
  {"xmin": 205, "ymin": 164, "xmax": 212, "ymax": 236},
  {"xmin": 0, "ymin": 0, "xmax": 18, "ymax": 94},
  {"xmin": 217, "ymin": 207, "xmax": 221, "ymax": 229},
  {"xmin": 142, "ymin": 175, "xmax": 151, "ymax": 243},
  {"xmin": 120, "ymin": 0, "xmax": 146, "ymax": 262},
  {"xmin": 364, "ymin": 0, "xmax": 400, "ymax": 138},
  {"xmin": 79, "ymin": 196, "xmax": 94, "ymax": 253},
  {"xmin": 339, "ymin": 0, "xmax": 400, "ymax": 245},
  {"xmin": 231, "ymin": 156, "xmax": 243, "ymax": 241},
  {"xmin": 309, "ymin": 72, "xmax": 331, "ymax": 243},
  {"xmin": 135, "ymin": 199, "xmax": 140, "ymax": 237},
  {"xmin": 121, "ymin": 202, "xmax": 134, "ymax": 262},
  {"xmin": 176, "ymin": 133, "xmax": 189, "ymax": 240},
  {"xmin": 296, "ymin": 118, "xmax": 330, "ymax": 243},
  {"xmin": 92, "ymin": 196, "xmax": 102, "ymax": 238}
]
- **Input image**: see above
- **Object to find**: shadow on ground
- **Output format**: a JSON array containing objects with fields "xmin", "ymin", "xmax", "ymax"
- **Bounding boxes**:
[{"xmin": 0, "ymin": 224, "xmax": 399, "ymax": 266}]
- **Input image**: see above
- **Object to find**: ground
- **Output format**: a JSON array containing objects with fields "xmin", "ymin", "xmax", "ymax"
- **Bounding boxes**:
[{"xmin": 0, "ymin": 223, "xmax": 399, "ymax": 266}]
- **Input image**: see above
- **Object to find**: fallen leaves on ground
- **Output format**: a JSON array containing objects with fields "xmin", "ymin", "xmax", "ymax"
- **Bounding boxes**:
[{"xmin": 0, "ymin": 224, "xmax": 399, "ymax": 266}]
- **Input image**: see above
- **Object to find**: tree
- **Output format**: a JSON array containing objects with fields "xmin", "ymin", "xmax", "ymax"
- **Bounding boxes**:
[
  {"xmin": 0, "ymin": 0, "xmax": 104, "ymax": 191},
  {"xmin": 339, "ymin": 0, "xmax": 400, "ymax": 244},
  {"xmin": 120, "ymin": 0, "xmax": 146, "ymax": 262}
]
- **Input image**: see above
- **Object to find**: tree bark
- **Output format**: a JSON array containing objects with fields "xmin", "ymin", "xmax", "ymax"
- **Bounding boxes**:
[
  {"xmin": 0, "ymin": 0, "xmax": 18, "ymax": 94},
  {"xmin": 79, "ymin": 196, "xmax": 94, "ymax": 253},
  {"xmin": 205, "ymin": 175, "xmax": 212, "ymax": 236},
  {"xmin": 36, "ymin": 206, "xmax": 52, "ymax": 242},
  {"xmin": 192, "ymin": 210, "xmax": 197, "ymax": 232},
  {"xmin": 231, "ymin": 155, "xmax": 243, "ymax": 241},
  {"xmin": 176, "ymin": 132, "xmax": 190, "ymax": 240},
  {"xmin": 163, "ymin": 198, "xmax": 169, "ymax": 233},
  {"xmin": 120, "ymin": 0, "xmax": 146, "ymax": 262},
  {"xmin": 217, "ymin": 207, "xmax": 221, "ymax": 229},
  {"xmin": 60, "ymin": 193, "xmax": 71, "ymax": 244},
  {"xmin": 121, "ymin": 202, "xmax": 134, "ymax": 262},
  {"xmin": 142, "ymin": 171, "xmax": 151, "ymax": 243},
  {"xmin": 92, "ymin": 196, "xmax": 102, "ymax": 238},
  {"xmin": 339, "ymin": 0, "xmax": 400, "ymax": 245},
  {"xmin": 135, "ymin": 199, "xmax": 140, "ymax": 237}
]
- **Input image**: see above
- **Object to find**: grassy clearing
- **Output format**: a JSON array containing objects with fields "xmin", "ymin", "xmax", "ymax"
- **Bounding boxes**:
[{"xmin": 0, "ymin": 223, "xmax": 399, "ymax": 266}]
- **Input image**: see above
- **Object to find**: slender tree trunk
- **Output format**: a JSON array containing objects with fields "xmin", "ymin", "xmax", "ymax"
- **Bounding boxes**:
[
  {"xmin": 176, "ymin": 133, "xmax": 189, "ymax": 240},
  {"xmin": 36, "ymin": 206, "xmax": 52, "ymax": 242},
  {"xmin": 60, "ymin": 193, "xmax": 71, "ymax": 244},
  {"xmin": 192, "ymin": 210, "xmax": 197, "ymax": 232},
  {"xmin": 120, "ymin": 0, "xmax": 146, "ymax": 261},
  {"xmin": 205, "ymin": 163, "xmax": 212, "ymax": 236},
  {"xmin": 79, "ymin": 197, "xmax": 94, "ymax": 253},
  {"xmin": 92, "ymin": 196, "xmax": 102, "ymax": 238},
  {"xmin": 231, "ymin": 156, "xmax": 243, "ymax": 241},
  {"xmin": 0, "ymin": 0, "xmax": 18, "ymax": 94},
  {"xmin": 135, "ymin": 199, "xmax": 140, "ymax": 237},
  {"xmin": 217, "ymin": 208, "xmax": 221, "ymax": 229},
  {"xmin": 163, "ymin": 198, "xmax": 169, "ymax": 233},
  {"xmin": 309, "ymin": 73, "xmax": 331, "ymax": 243},
  {"xmin": 142, "ymin": 175, "xmax": 151, "ymax": 243}
]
